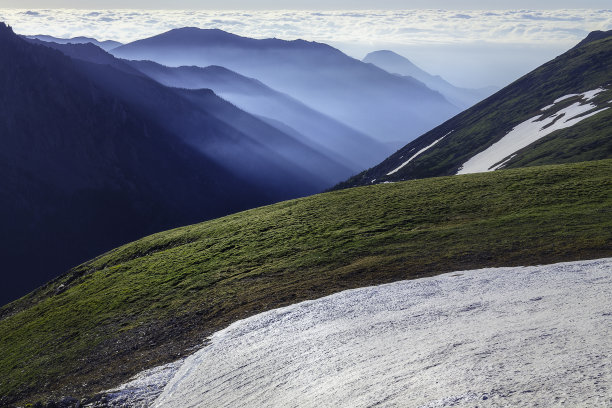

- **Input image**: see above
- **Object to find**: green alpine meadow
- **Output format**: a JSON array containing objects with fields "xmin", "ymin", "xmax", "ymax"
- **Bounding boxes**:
[{"xmin": 1, "ymin": 159, "xmax": 611, "ymax": 405}]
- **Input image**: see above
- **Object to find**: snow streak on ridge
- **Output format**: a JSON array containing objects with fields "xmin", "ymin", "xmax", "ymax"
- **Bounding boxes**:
[{"xmin": 387, "ymin": 131, "xmax": 451, "ymax": 175}]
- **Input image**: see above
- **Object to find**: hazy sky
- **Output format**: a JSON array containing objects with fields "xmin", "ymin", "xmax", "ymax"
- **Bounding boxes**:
[
  {"xmin": 1, "ymin": 0, "xmax": 612, "ymax": 9},
  {"xmin": 1, "ymin": 6, "xmax": 610, "ymax": 88}
]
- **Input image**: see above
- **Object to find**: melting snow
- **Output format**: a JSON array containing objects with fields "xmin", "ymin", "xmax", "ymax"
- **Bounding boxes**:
[
  {"xmin": 540, "ymin": 103, "xmax": 555, "ymax": 111},
  {"xmin": 387, "ymin": 131, "xmax": 452, "ymax": 176},
  {"xmin": 582, "ymin": 87, "xmax": 606, "ymax": 101},
  {"xmin": 148, "ymin": 258, "xmax": 612, "ymax": 408},
  {"xmin": 96, "ymin": 359, "xmax": 185, "ymax": 407},
  {"xmin": 554, "ymin": 93, "xmax": 579, "ymax": 103},
  {"xmin": 457, "ymin": 87, "xmax": 609, "ymax": 175},
  {"xmin": 489, "ymin": 154, "xmax": 517, "ymax": 171}
]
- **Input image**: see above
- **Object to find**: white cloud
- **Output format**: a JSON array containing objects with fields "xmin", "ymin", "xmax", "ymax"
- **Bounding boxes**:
[
  {"xmin": 1, "ymin": 9, "xmax": 610, "ymax": 87},
  {"xmin": 0, "ymin": 8, "xmax": 609, "ymax": 45}
]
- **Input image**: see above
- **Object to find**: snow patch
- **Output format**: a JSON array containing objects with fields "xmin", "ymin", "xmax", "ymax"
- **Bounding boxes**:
[
  {"xmin": 554, "ymin": 93, "xmax": 579, "ymax": 103},
  {"xmin": 95, "ymin": 359, "xmax": 185, "ymax": 407},
  {"xmin": 151, "ymin": 258, "xmax": 612, "ymax": 408},
  {"xmin": 387, "ymin": 131, "xmax": 452, "ymax": 176},
  {"xmin": 457, "ymin": 87, "xmax": 609, "ymax": 175},
  {"xmin": 489, "ymin": 153, "xmax": 516, "ymax": 171},
  {"xmin": 582, "ymin": 87, "xmax": 606, "ymax": 101},
  {"xmin": 540, "ymin": 103, "xmax": 555, "ymax": 111}
]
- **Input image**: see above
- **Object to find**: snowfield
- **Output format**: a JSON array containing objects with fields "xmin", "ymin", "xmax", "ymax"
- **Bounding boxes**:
[
  {"xmin": 457, "ymin": 87, "xmax": 609, "ymax": 175},
  {"xmin": 122, "ymin": 258, "xmax": 612, "ymax": 408}
]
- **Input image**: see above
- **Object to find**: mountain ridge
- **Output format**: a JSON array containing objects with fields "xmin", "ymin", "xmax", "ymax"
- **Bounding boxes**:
[
  {"xmin": 338, "ymin": 30, "xmax": 612, "ymax": 188},
  {"xmin": 124, "ymin": 58, "xmax": 391, "ymax": 170},
  {"xmin": 111, "ymin": 27, "xmax": 460, "ymax": 147},
  {"xmin": 24, "ymin": 34, "xmax": 122, "ymax": 51}
]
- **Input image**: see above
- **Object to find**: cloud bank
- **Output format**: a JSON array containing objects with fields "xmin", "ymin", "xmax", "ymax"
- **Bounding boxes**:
[
  {"xmin": 1, "ymin": 9, "xmax": 610, "ymax": 87},
  {"xmin": 1, "ymin": 8, "xmax": 609, "ymax": 46}
]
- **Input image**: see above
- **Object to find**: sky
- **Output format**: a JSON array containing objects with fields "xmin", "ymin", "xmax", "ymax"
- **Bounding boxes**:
[
  {"xmin": 0, "ymin": 6, "xmax": 610, "ymax": 87},
  {"xmin": 1, "ymin": 1, "xmax": 611, "ymax": 9}
]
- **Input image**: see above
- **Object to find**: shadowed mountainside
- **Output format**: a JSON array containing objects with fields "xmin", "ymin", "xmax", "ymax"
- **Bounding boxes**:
[{"xmin": 0, "ymin": 23, "xmax": 347, "ymax": 305}]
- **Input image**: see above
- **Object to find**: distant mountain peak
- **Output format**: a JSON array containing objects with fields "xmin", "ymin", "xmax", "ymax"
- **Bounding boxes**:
[
  {"xmin": 128, "ymin": 26, "xmax": 333, "ymax": 51},
  {"xmin": 166, "ymin": 26, "xmax": 240, "ymax": 38},
  {"xmin": 364, "ymin": 50, "xmax": 434, "ymax": 81},
  {"xmin": 144, "ymin": 27, "xmax": 253, "ymax": 46},
  {"xmin": 365, "ymin": 50, "xmax": 420, "ymax": 68}
]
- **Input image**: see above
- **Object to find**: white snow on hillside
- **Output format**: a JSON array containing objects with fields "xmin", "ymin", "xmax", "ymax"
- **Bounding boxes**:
[
  {"xmin": 91, "ymin": 359, "xmax": 185, "ymax": 408},
  {"xmin": 457, "ymin": 88, "xmax": 609, "ymax": 175},
  {"xmin": 582, "ymin": 88, "xmax": 606, "ymax": 101},
  {"xmin": 149, "ymin": 258, "xmax": 612, "ymax": 408},
  {"xmin": 387, "ymin": 131, "xmax": 452, "ymax": 175}
]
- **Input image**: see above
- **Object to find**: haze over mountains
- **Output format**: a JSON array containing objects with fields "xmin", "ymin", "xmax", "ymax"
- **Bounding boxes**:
[
  {"xmin": 111, "ymin": 27, "xmax": 461, "ymax": 147},
  {"xmin": 125, "ymin": 60, "xmax": 390, "ymax": 170},
  {"xmin": 27, "ymin": 37, "xmax": 389, "ymax": 175},
  {"xmin": 0, "ymin": 23, "xmax": 352, "ymax": 304},
  {"xmin": 363, "ymin": 50, "xmax": 497, "ymax": 109}
]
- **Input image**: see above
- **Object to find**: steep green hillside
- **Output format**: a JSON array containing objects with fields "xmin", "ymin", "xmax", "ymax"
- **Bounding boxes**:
[
  {"xmin": 2, "ymin": 159, "xmax": 612, "ymax": 405},
  {"xmin": 339, "ymin": 30, "xmax": 612, "ymax": 188}
]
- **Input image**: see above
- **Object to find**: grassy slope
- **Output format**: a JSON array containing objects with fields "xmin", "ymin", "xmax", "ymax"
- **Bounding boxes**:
[
  {"xmin": 338, "ymin": 33, "xmax": 612, "ymax": 188},
  {"xmin": 2, "ymin": 159, "xmax": 612, "ymax": 405}
]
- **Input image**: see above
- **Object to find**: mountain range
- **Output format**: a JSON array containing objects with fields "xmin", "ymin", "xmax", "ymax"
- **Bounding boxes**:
[
  {"xmin": 339, "ymin": 30, "xmax": 612, "ymax": 188},
  {"xmin": 0, "ymin": 23, "xmax": 351, "ymax": 305},
  {"xmin": 110, "ymin": 27, "xmax": 461, "ymax": 147},
  {"xmin": 26, "ymin": 37, "xmax": 390, "ymax": 172},
  {"xmin": 25, "ymin": 34, "xmax": 122, "ymax": 51},
  {"xmin": 125, "ymin": 60, "xmax": 390, "ymax": 171}
]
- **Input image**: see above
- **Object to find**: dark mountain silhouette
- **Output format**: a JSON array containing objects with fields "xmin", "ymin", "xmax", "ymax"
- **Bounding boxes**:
[
  {"xmin": 111, "ymin": 28, "xmax": 460, "ymax": 148},
  {"xmin": 363, "ymin": 50, "xmax": 497, "ymax": 108},
  {"xmin": 0, "ymin": 23, "xmax": 346, "ymax": 305},
  {"xmin": 339, "ymin": 31, "xmax": 612, "ymax": 188},
  {"xmin": 25, "ymin": 34, "xmax": 122, "ymax": 51}
]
